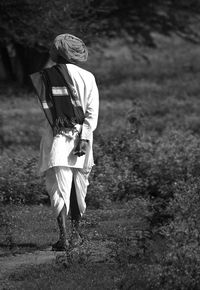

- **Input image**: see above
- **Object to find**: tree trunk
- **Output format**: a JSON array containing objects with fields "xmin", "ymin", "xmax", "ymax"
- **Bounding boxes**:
[{"xmin": 0, "ymin": 46, "xmax": 16, "ymax": 81}]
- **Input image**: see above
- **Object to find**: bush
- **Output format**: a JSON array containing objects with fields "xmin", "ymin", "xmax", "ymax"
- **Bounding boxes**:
[
  {"xmin": 156, "ymin": 178, "xmax": 200, "ymax": 289},
  {"xmin": 117, "ymin": 178, "xmax": 200, "ymax": 290},
  {"xmin": 0, "ymin": 146, "xmax": 48, "ymax": 204}
]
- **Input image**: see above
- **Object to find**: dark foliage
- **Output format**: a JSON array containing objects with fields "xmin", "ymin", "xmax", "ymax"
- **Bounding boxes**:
[
  {"xmin": 1, "ymin": 0, "xmax": 200, "ymax": 84},
  {"xmin": 1, "ymin": 0, "xmax": 200, "ymax": 50}
]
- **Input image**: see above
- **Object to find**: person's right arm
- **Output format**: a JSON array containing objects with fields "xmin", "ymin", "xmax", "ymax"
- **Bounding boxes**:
[{"xmin": 80, "ymin": 75, "xmax": 99, "ymax": 141}]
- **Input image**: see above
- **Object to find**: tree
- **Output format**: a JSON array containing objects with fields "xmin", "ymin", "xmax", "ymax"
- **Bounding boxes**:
[{"xmin": 1, "ymin": 0, "xmax": 200, "ymax": 83}]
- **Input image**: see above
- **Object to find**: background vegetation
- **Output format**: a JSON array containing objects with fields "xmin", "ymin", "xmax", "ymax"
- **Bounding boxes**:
[
  {"xmin": 1, "ymin": 1, "xmax": 200, "ymax": 289},
  {"xmin": 1, "ymin": 0, "xmax": 200, "ymax": 83},
  {"xmin": 1, "ymin": 34, "xmax": 200, "ymax": 288}
]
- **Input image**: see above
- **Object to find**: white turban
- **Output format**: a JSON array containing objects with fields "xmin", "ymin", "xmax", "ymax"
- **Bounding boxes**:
[{"xmin": 49, "ymin": 34, "xmax": 88, "ymax": 64}]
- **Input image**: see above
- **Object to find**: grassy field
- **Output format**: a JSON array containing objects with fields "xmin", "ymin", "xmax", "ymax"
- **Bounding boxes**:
[
  {"xmin": 0, "ymin": 203, "xmax": 151, "ymax": 290},
  {"xmin": 1, "ymin": 35, "xmax": 200, "ymax": 289}
]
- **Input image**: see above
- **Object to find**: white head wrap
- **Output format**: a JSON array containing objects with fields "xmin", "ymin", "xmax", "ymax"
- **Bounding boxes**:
[{"xmin": 49, "ymin": 34, "xmax": 88, "ymax": 63}]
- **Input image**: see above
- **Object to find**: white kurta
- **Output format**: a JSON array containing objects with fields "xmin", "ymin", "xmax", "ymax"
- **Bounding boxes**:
[{"xmin": 37, "ymin": 63, "xmax": 99, "ymax": 175}]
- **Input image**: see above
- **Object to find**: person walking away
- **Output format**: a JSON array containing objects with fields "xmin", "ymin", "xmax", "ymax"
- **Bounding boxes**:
[{"xmin": 30, "ymin": 34, "xmax": 99, "ymax": 251}]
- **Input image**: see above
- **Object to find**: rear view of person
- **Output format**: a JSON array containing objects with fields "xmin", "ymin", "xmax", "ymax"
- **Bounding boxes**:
[{"xmin": 30, "ymin": 34, "xmax": 99, "ymax": 251}]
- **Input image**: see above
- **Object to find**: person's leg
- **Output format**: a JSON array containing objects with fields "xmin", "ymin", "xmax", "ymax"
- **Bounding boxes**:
[
  {"xmin": 57, "ymin": 204, "xmax": 67, "ymax": 242},
  {"xmin": 55, "ymin": 167, "xmax": 73, "ymax": 216},
  {"xmin": 51, "ymin": 204, "xmax": 69, "ymax": 251},
  {"xmin": 46, "ymin": 167, "xmax": 73, "ymax": 250},
  {"xmin": 70, "ymin": 178, "xmax": 81, "ymax": 227},
  {"xmin": 69, "ymin": 178, "xmax": 82, "ymax": 246},
  {"xmin": 69, "ymin": 168, "xmax": 91, "ymax": 246},
  {"xmin": 45, "ymin": 168, "xmax": 65, "ymax": 217},
  {"xmin": 73, "ymin": 168, "xmax": 90, "ymax": 215}
]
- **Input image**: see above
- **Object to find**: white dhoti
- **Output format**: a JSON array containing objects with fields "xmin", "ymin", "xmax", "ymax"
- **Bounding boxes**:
[{"xmin": 45, "ymin": 166, "xmax": 90, "ymax": 217}]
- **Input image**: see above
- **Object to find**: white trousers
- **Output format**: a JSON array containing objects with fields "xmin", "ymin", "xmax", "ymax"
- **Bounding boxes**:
[{"xmin": 45, "ymin": 166, "xmax": 90, "ymax": 217}]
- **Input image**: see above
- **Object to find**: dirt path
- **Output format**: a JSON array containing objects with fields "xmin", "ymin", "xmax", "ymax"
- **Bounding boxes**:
[
  {"xmin": 0, "ymin": 206, "xmax": 145, "ymax": 288},
  {"xmin": 0, "ymin": 240, "xmax": 116, "ymax": 283},
  {"xmin": 0, "ymin": 248, "xmax": 57, "ymax": 278}
]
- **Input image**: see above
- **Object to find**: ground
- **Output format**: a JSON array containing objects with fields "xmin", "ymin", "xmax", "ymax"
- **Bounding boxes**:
[{"xmin": 0, "ymin": 203, "xmax": 152, "ymax": 290}]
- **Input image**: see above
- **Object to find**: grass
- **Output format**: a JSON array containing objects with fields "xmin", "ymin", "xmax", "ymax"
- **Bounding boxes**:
[
  {"xmin": 0, "ymin": 203, "xmax": 150, "ymax": 289},
  {"xmin": 0, "ymin": 201, "xmax": 149, "ymax": 251},
  {"xmin": 6, "ymin": 263, "xmax": 121, "ymax": 290}
]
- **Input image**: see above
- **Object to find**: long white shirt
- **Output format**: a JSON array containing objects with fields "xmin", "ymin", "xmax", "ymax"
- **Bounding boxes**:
[{"xmin": 37, "ymin": 64, "xmax": 99, "ymax": 175}]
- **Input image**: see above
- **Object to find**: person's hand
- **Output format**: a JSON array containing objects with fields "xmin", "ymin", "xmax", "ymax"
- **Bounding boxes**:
[{"xmin": 74, "ymin": 139, "xmax": 88, "ymax": 157}]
